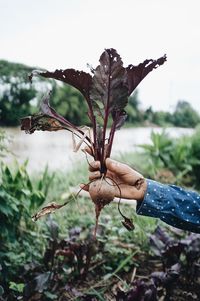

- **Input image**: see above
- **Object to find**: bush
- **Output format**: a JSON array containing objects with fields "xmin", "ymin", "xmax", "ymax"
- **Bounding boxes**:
[
  {"xmin": 173, "ymin": 101, "xmax": 200, "ymax": 128},
  {"xmin": 139, "ymin": 127, "xmax": 200, "ymax": 188},
  {"xmin": 190, "ymin": 125, "xmax": 200, "ymax": 186},
  {"xmin": 0, "ymin": 160, "xmax": 54, "ymax": 287}
]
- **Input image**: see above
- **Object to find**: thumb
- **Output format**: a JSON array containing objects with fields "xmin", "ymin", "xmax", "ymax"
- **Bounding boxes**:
[{"xmin": 105, "ymin": 158, "xmax": 133, "ymax": 175}]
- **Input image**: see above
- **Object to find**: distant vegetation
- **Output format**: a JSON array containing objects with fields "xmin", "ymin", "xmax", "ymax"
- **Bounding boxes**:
[{"xmin": 0, "ymin": 59, "xmax": 200, "ymax": 127}]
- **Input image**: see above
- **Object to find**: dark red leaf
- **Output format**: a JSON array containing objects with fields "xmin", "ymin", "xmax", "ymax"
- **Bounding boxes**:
[
  {"xmin": 113, "ymin": 110, "xmax": 128, "ymax": 130},
  {"xmin": 39, "ymin": 92, "xmax": 77, "ymax": 129},
  {"xmin": 121, "ymin": 217, "xmax": 135, "ymax": 231},
  {"xmin": 21, "ymin": 114, "xmax": 66, "ymax": 134},
  {"xmin": 30, "ymin": 69, "xmax": 92, "ymax": 100},
  {"xmin": 32, "ymin": 201, "xmax": 68, "ymax": 221},
  {"xmin": 151, "ymin": 263, "xmax": 181, "ymax": 286},
  {"xmin": 91, "ymin": 48, "xmax": 129, "ymax": 115},
  {"xmin": 20, "ymin": 116, "xmax": 33, "ymax": 132},
  {"xmin": 126, "ymin": 54, "xmax": 167, "ymax": 95}
]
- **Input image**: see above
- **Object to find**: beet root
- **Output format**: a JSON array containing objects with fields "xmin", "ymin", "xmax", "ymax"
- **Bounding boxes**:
[
  {"xmin": 89, "ymin": 178, "xmax": 115, "ymax": 208},
  {"xmin": 89, "ymin": 177, "xmax": 116, "ymax": 237}
]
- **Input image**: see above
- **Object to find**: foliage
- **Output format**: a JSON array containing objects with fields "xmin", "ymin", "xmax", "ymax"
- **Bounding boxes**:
[
  {"xmin": 2, "ymin": 188, "xmax": 200, "ymax": 301},
  {"xmin": 144, "ymin": 101, "xmax": 200, "ymax": 128},
  {"xmin": 0, "ymin": 125, "xmax": 158, "ymax": 300},
  {"xmin": 51, "ymin": 83, "xmax": 89, "ymax": 126},
  {"xmin": 152, "ymin": 110, "xmax": 173, "ymax": 126},
  {"xmin": 0, "ymin": 60, "xmax": 34, "ymax": 79},
  {"xmin": 0, "ymin": 129, "xmax": 11, "ymax": 157},
  {"xmin": 0, "ymin": 161, "xmax": 55, "ymax": 288},
  {"xmin": 139, "ymin": 128, "xmax": 200, "ymax": 187},
  {"xmin": 190, "ymin": 125, "xmax": 200, "ymax": 185},
  {"xmin": 116, "ymin": 226, "xmax": 200, "ymax": 300},
  {"xmin": 1, "ymin": 145, "xmax": 200, "ymax": 299},
  {"xmin": 0, "ymin": 60, "xmax": 39, "ymax": 126},
  {"xmin": 173, "ymin": 100, "xmax": 200, "ymax": 128},
  {"xmin": 1, "ymin": 197, "xmax": 158, "ymax": 300},
  {"xmin": 126, "ymin": 91, "xmax": 144, "ymax": 124}
]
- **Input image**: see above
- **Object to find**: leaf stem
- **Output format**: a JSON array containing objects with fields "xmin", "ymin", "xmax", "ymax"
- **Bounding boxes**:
[
  {"xmin": 106, "ymin": 117, "xmax": 118, "ymax": 158},
  {"xmin": 85, "ymin": 96, "xmax": 98, "ymax": 160},
  {"xmin": 100, "ymin": 59, "xmax": 111, "ymax": 174}
]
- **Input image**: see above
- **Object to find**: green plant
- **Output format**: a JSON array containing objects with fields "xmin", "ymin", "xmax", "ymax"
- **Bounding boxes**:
[
  {"xmin": 140, "ymin": 130, "xmax": 172, "ymax": 167},
  {"xmin": 0, "ymin": 129, "xmax": 11, "ymax": 157},
  {"xmin": 139, "ymin": 128, "xmax": 200, "ymax": 187},
  {"xmin": 0, "ymin": 160, "xmax": 55, "ymax": 288},
  {"xmin": 190, "ymin": 125, "xmax": 200, "ymax": 187},
  {"xmin": 173, "ymin": 100, "xmax": 200, "ymax": 128}
]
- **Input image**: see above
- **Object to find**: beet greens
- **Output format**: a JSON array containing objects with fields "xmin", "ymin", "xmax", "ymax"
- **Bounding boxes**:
[
  {"xmin": 22, "ymin": 48, "xmax": 166, "ymax": 171},
  {"xmin": 21, "ymin": 48, "xmax": 166, "ymax": 232}
]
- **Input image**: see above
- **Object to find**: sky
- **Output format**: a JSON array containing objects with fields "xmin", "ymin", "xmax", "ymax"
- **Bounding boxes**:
[{"xmin": 0, "ymin": 0, "xmax": 200, "ymax": 113}]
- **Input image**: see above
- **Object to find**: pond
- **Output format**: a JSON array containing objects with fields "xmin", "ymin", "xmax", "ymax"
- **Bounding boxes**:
[{"xmin": 2, "ymin": 127, "xmax": 194, "ymax": 173}]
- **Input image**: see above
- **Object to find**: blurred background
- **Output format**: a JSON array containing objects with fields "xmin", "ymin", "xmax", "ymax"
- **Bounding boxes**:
[{"xmin": 1, "ymin": 1, "xmax": 200, "ymax": 300}]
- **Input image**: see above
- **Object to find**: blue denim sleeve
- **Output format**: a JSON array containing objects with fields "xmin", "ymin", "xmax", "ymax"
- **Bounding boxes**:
[{"xmin": 136, "ymin": 179, "xmax": 200, "ymax": 233}]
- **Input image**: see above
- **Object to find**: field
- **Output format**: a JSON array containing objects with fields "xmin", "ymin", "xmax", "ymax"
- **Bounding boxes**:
[{"xmin": 1, "ymin": 127, "xmax": 200, "ymax": 300}]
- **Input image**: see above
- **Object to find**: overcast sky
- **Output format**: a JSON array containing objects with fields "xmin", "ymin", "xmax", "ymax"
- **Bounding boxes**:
[{"xmin": 1, "ymin": 0, "xmax": 200, "ymax": 113}]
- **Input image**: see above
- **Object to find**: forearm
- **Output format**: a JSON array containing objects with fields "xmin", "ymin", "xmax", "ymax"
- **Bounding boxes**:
[{"xmin": 136, "ymin": 179, "xmax": 200, "ymax": 233}]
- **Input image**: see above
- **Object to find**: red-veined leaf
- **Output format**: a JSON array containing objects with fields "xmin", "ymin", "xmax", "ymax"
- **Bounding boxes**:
[
  {"xmin": 29, "ymin": 69, "xmax": 92, "ymax": 101},
  {"xmin": 126, "ymin": 54, "xmax": 167, "ymax": 95},
  {"xmin": 90, "ymin": 48, "xmax": 129, "ymax": 115},
  {"xmin": 20, "ymin": 114, "xmax": 66, "ymax": 134}
]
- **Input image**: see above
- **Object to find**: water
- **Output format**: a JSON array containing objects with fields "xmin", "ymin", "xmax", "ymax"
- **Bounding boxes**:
[{"xmin": 2, "ymin": 127, "xmax": 194, "ymax": 173}]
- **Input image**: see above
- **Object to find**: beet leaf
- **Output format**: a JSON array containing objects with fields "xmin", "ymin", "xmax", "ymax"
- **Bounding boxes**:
[
  {"xmin": 24, "ymin": 48, "xmax": 166, "ymax": 170},
  {"xmin": 126, "ymin": 55, "xmax": 167, "ymax": 95}
]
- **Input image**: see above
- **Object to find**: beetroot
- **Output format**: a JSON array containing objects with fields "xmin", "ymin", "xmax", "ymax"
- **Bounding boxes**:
[{"xmin": 89, "ymin": 177, "xmax": 115, "ymax": 236}]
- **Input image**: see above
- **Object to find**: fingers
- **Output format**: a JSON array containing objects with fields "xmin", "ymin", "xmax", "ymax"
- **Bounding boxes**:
[
  {"xmin": 89, "ymin": 170, "xmax": 101, "ymax": 181},
  {"xmin": 89, "ymin": 160, "xmax": 100, "ymax": 172},
  {"xmin": 105, "ymin": 158, "xmax": 133, "ymax": 175}
]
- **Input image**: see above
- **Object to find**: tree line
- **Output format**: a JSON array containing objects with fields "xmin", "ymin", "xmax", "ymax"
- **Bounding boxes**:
[{"xmin": 0, "ymin": 59, "xmax": 199, "ymax": 128}]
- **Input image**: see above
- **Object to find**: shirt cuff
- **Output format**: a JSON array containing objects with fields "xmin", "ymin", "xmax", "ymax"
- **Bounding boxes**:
[{"xmin": 136, "ymin": 179, "xmax": 165, "ymax": 218}]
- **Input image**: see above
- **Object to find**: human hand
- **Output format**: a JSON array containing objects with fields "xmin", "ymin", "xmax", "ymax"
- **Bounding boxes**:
[{"xmin": 81, "ymin": 158, "xmax": 147, "ymax": 201}]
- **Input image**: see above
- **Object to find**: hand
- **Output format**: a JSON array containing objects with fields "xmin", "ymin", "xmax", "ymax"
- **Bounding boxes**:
[{"xmin": 81, "ymin": 158, "xmax": 147, "ymax": 201}]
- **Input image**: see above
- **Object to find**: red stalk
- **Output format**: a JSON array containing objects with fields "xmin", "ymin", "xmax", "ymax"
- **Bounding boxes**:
[
  {"xmin": 100, "ymin": 59, "xmax": 112, "ymax": 175},
  {"xmin": 106, "ymin": 118, "xmax": 118, "ymax": 158}
]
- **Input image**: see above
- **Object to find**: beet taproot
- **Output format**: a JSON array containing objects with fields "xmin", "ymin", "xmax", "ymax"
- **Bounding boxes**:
[{"xmin": 89, "ymin": 177, "xmax": 116, "ymax": 237}]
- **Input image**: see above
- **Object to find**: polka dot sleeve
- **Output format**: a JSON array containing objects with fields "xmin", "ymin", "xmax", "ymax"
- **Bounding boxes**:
[{"xmin": 136, "ymin": 179, "xmax": 200, "ymax": 233}]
